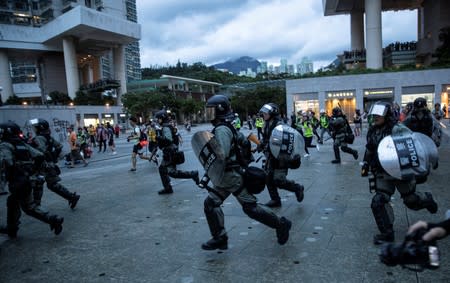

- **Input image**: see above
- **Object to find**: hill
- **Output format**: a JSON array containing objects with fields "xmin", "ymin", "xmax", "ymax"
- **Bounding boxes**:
[{"xmin": 212, "ymin": 56, "xmax": 261, "ymax": 74}]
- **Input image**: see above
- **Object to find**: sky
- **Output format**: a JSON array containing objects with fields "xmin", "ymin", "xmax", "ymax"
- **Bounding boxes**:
[{"xmin": 136, "ymin": 0, "xmax": 417, "ymax": 71}]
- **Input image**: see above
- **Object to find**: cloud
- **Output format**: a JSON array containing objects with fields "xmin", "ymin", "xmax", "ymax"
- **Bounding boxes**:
[{"xmin": 136, "ymin": 0, "xmax": 417, "ymax": 68}]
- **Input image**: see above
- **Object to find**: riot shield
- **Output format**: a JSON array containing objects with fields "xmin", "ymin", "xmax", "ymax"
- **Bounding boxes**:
[
  {"xmin": 191, "ymin": 131, "xmax": 226, "ymax": 185},
  {"xmin": 377, "ymin": 132, "xmax": 438, "ymax": 180},
  {"xmin": 269, "ymin": 124, "xmax": 304, "ymax": 168}
]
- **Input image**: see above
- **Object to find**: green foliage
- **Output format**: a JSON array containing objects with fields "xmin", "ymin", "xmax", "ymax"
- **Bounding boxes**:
[
  {"xmin": 5, "ymin": 95, "xmax": 22, "ymax": 105},
  {"xmin": 433, "ymin": 26, "xmax": 450, "ymax": 66},
  {"xmin": 231, "ymin": 85, "xmax": 286, "ymax": 117},
  {"xmin": 73, "ymin": 90, "xmax": 114, "ymax": 106},
  {"xmin": 180, "ymin": 98, "xmax": 204, "ymax": 119},
  {"xmin": 48, "ymin": 91, "xmax": 72, "ymax": 105}
]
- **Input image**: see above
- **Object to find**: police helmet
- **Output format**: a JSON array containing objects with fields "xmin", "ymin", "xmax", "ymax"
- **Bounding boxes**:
[
  {"xmin": 332, "ymin": 107, "xmax": 342, "ymax": 116},
  {"xmin": 413, "ymin": 97, "xmax": 427, "ymax": 110},
  {"xmin": 30, "ymin": 118, "xmax": 50, "ymax": 134},
  {"xmin": 368, "ymin": 101, "xmax": 393, "ymax": 118},
  {"xmin": 205, "ymin": 95, "xmax": 233, "ymax": 121},
  {"xmin": 0, "ymin": 122, "xmax": 22, "ymax": 141},
  {"xmin": 320, "ymin": 109, "xmax": 326, "ymax": 114},
  {"xmin": 155, "ymin": 109, "xmax": 171, "ymax": 123},
  {"xmin": 259, "ymin": 103, "xmax": 279, "ymax": 117}
]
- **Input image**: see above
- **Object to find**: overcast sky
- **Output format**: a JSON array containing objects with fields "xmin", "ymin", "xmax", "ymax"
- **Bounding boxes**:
[{"xmin": 136, "ymin": 0, "xmax": 417, "ymax": 70}]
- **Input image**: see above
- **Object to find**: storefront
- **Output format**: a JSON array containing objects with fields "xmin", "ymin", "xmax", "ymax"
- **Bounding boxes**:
[
  {"xmin": 401, "ymin": 85, "xmax": 434, "ymax": 108},
  {"xmin": 363, "ymin": 88, "xmax": 394, "ymax": 113},
  {"xmin": 292, "ymin": 93, "xmax": 319, "ymax": 115},
  {"xmin": 102, "ymin": 113, "xmax": 114, "ymax": 125},
  {"xmin": 325, "ymin": 90, "xmax": 356, "ymax": 118},
  {"xmin": 83, "ymin": 114, "xmax": 100, "ymax": 127},
  {"xmin": 440, "ymin": 85, "xmax": 450, "ymax": 118}
]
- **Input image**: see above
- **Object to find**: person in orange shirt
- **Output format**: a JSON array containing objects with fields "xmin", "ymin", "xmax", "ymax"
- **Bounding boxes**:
[{"xmin": 68, "ymin": 125, "xmax": 88, "ymax": 168}]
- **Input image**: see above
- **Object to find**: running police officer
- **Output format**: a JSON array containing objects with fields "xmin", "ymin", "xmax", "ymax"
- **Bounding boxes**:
[
  {"xmin": 361, "ymin": 101, "xmax": 438, "ymax": 245},
  {"xmin": 29, "ymin": 118, "xmax": 80, "ymax": 209},
  {"xmin": 0, "ymin": 122, "xmax": 64, "ymax": 238},
  {"xmin": 329, "ymin": 107, "xmax": 358, "ymax": 163},
  {"xmin": 192, "ymin": 95, "xmax": 292, "ymax": 250},
  {"xmin": 155, "ymin": 109, "xmax": 199, "ymax": 195},
  {"xmin": 259, "ymin": 103, "xmax": 304, "ymax": 208}
]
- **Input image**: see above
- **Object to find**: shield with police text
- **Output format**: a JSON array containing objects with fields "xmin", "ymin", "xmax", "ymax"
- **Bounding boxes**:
[
  {"xmin": 377, "ymin": 132, "xmax": 438, "ymax": 180},
  {"xmin": 269, "ymin": 124, "xmax": 304, "ymax": 168},
  {"xmin": 191, "ymin": 131, "xmax": 226, "ymax": 185}
]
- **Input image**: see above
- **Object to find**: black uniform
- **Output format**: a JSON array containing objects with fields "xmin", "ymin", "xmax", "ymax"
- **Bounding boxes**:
[
  {"xmin": 362, "ymin": 102, "xmax": 438, "ymax": 245},
  {"xmin": 329, "ymin": 108, "xmax": 358, "ymax": 163},
  {"xmin": 155, "ymin": 110, "xmax": 199, "ymax": 195},
  {"xmin": 261, "ymin": 113, "xmax": 304, "ymax": 208},
  {"xmin": 0, "ymin": 122, "xmax": 63, "ymax": 238},
  {"xmin": 32, "ymin": 133, "xmax": 80, "ymax": 209}
]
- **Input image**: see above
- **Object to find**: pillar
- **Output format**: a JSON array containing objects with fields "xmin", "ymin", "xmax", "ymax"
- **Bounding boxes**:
[
  {"xmin": 434, "ymin": 84, "xmax": 442, "ymax": 105},
  {"xmin": 62, "ymin": 37, "xmax": 80, "ymax": 99},
  {"xmin": 0, "ymin": 50, "xmax": 13, "ymax": 101},
  {"xmin": 365, "ymin": 0, "xmax": 383, "ymax": 69},
  {"xmin": 113, "ymin": 45, "xmax": 126, "ymax": 105},
  {"xmin": 350, "ymin": 11, "xmax": 365, "ymax": 50}
]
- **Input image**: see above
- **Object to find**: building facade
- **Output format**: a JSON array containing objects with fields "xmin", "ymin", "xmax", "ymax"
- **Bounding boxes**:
[
  {"xmin": 286, "ymin": 68, "xmax": 450, "ymax": 120},
  {"xmin": 0, "ymin": 0, "xmax": 141, "ymax": 104}
]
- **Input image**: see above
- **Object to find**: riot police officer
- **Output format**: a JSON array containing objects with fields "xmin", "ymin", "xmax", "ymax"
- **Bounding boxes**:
[
  {"xmin": 329, "ymin": 107, "xmax": 358, "ymax": 163},
  {"xmin": 155, "ymin": 109, "xmax": 199, "ymax": 195},
  {"xmin": 29, "ymin": 118, "xmax": 80, "ymax": 209},
  {"xmin": 403, "ymin": 97, "xmax": 433, "ymax": 137},
  {"xmin": 0, "ymin": 122, "xmax": 64, "ymax": 238},
  {"xmin": 361, "ymin": 101, "xmax": 438, "ymax": 245},
  {"xmin": 259, "ymin": 103, "xmax": 304, "ymax": 208},
  {"xmin": 195, "ymin": 95, "xmax": 292, "ymax": 250}
]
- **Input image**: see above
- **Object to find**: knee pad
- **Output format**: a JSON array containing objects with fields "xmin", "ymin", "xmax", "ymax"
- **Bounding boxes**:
[
  {"xmin": 403, "ymin": 193, "xmax": 421, "ymax": 210},
  {"xmin": 242, "ymin": 202, "xmax": 258, "ymax": 218},
  {"xmin": 204, "ymin": 196, "xmax": 221, "ymax": 212},
  {"xmin": 371, "ymin": 192, "xmax": 390, "ymax": 210}
]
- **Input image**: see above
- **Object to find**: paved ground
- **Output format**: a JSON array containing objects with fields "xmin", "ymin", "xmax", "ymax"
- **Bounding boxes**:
[{"xmin": 1, "ymin": 121, "xmax": 450, "ymax": 282}]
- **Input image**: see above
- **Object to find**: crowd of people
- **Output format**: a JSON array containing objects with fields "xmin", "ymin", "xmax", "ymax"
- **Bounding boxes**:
[{"xmin": 0, "ymin": 95, "xmax": 448, "ymax": 262}]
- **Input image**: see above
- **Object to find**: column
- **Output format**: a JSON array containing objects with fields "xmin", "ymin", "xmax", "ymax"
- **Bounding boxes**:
[
  {"xmin": 355, "ymin": 89, "xmax": 364, "ymax": 111},
  {"xmin": 88, "ymin": 64, "xmax": 94, "ymax": 83},
  {"xmin": 434, "ymin": 84, "xmax": 442, "ymax": 105},
  {"xmin": 113, "ymin": 45, "xmax": 126, "ymax": 105},
  {"xmin": 350, "ymin": 11, "xmax": 365, "ymax": 50},
  {"xmin": 62, "ymin": 37, "xmax": 80, "ymax": 99},
  {"xmin": 365, "ymin": 0, "xmax": 383, "ymax": 69},
  {"xmin": 0, "ymin": 50, "xmax": 13, "ymax": 102},
  {"xmin": 394, "ymin": 86, "xmax": 402, "ymax": 105}
]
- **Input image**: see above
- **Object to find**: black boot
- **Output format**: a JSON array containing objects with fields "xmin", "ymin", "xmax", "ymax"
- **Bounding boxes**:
[
  {"xmin": 265, "ymin": 199, "xmax": 282, "ymax": 208},
  {"xmin": 49, "ymin": 216, "xmax": 64, "ymax": 235},
  {"xmin": 201, "ymin": 235, "xmax": 228, "ymax": 250},
  {"xmin": 424, "ymin": 192, "xmax": 438, "ymax": 214},
  {"xmin": 373, "ymin": 231, "xmax": 394, "ymax": 245},
  {"xmin": 68, "ymin": 193, "xmax": 80, "ymax": 209},
  {"xmin": 276, "ymin": 217, "xmax": 292, "ymax": 245},
  {"xmin": 295, "ymin": 185, "xmax": 304, "ymax": 203},
  {"xmin": 331, "ymin": 145, "xmax": 341, "ymax": 164},
  {"xmin": 0, "ymin": 225, "xmax": 18, "ymax": 238},
  {"xmin": 158, "ymin": 188, "xmax": 173, "ymax": 195}
]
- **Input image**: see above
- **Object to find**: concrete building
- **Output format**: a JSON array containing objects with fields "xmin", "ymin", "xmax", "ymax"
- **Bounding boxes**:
[
  {"xmin": 297, "ymin": 57, "xmax": 314, "ymax": 75},
  {"xmin": 0, "ymin": 0, "xmax": 141, "ymax": 104},
  {"xmin": 323, "ymin": 0, "xmax": 450, "ymax": 69},
  {"xmin": 286, "ymin": 68, "xmax": 450, "ymax": 120}
]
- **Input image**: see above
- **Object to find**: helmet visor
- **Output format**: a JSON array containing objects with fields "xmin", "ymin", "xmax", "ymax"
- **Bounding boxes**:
[
  {"xmin": 259, "ymin": 104, "xmax": 273, "ymax": 114},
  {"xmin": 368, "ymin": 104, "xmax": 388, "ymax": 117},
  {"xmin": 206, "ymin": 107, "xmax": 216, "ymax": 121}
]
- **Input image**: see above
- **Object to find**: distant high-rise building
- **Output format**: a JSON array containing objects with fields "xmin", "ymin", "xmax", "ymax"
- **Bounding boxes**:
[
  {"xmin": 0, "ymin": 0, "xmax": 141, "ymax": 102},
  {"xmin": 260, "ymin": 61, "xmax": 268, "ymax": 73},
  {"xmin": 297, "ymin": 57, "xmax": 314, "ymax": 75},
  {"xmin": 280, "ymin": 58, "xmax": 288, "ymax": 73},
  {"xmin": 288, "ymin": 65, "xmax": 295, "ymax": 75},
  {"xmin": 268, "ymin": 65, "xmax": 274, "ymax": 74}
]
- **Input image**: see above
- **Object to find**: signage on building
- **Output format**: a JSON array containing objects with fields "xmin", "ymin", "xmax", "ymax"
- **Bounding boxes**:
[{"xmin": 327, "ymin": 91, "xmax": 354, "ymax": 99}]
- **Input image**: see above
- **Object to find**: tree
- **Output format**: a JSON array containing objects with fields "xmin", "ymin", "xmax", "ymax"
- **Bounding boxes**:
[
  {"xmin": 48, "ymin": 91, "xmax": 72, "ymax": 105},
  {"xmin": 434, "ymin": 26, "xmax": 450, "ymax": 66},
  {"xmin": 180, "ymin": 98, "xmax": 204, "ymax": 121},
  {"xmin": 230, "ymin": 86, "xmax": 286, "ymax": 118},
  {"xmin": 5, "ymin": 95, "xmax": 22, "ymax": 105}
]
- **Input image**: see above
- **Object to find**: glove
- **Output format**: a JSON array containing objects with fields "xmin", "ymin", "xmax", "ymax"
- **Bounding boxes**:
[{"xmin": 361, "ymin": 162, "xmax": 369, "ymax": 177}]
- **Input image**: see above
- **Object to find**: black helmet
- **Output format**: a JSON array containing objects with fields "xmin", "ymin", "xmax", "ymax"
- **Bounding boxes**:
[
  {"xmin": 155, "ymin": 109, "xmax": 171, "ymax": 123},
  {"xmin": 332, "ymin": 107, "xmax": 342, "ymax": 116},
  {"xmin": 368, "ymin": 101, "xmax": 393, "ymax": 117},
  {"xmin": 413, "ymin": 97, "xmax": 427, "ymax": 109},
  {"xmin": 30, "ymin": 118, "xmax": 49, "ymax": 134},
  {"xmin": 0, "ymin": 122, "xmax": 22, "ymax": 141},
  {"xmin": 205, "ymin": 95, "xmax": 233, "ymax": 121},
  {"xmin": 259, "ymin": 103, "xmax": 279, "ymax": 117}
]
